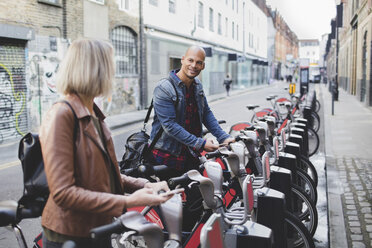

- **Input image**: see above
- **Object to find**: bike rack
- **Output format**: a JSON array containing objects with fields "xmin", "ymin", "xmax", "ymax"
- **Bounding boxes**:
[
  {"xmin": 290, "ymin": 122, "xmax": 309, "ymax": 157},
  {"xmin": 269, "ymin": 165, "xmax": 293, "ymax": 213},
  {"xmin": 278, "ymin": 151, "xmax": 298, "ymax": 186},
  {"xmin": 255, "ymin": 187, "xmax": 287, "ymax": 248}
]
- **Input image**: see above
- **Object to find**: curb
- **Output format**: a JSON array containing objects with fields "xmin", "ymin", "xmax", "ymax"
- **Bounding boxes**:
[{"xmin": 321, "ymin": 84, "xmax": 348, "ymax": 248}]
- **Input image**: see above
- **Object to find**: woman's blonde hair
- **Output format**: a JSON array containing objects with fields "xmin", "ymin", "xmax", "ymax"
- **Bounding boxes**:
[{"xmin": 56, "ymin": 38, "xmax": 115, "ymax": 98}]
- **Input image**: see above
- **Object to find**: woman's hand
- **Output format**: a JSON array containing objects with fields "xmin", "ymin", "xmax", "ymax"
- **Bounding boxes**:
[
  {"xmin": 125, "ymin": 188, "xmax": 173, "ymax": 208},
  {"xmin": 144, "ymin": 181, "xmax": 170, "ymax": 193}
]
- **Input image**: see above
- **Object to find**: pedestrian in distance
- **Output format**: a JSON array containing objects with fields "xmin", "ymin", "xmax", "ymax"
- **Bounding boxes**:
[
  {"xmin": 39, "ymin": 38, "xmax": 173, "ymax": 248},
  {"xmin": 223, "ymin": 73, "xmax": 233, "ymax": 96},
  {"xmin": 149, "ymin": 45, "xmax": 235, "ymax": 230}
]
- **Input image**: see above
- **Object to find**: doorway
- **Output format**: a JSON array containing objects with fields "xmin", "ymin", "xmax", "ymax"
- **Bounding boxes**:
[{"xmin": 169, "ymin": 57, "xmax": 182, "ymax": 71}]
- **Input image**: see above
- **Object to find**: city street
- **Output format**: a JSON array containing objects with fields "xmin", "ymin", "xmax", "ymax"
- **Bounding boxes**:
[{"xmin": 0, "ymin": 81, "xmax": 329, "ymax": 247}]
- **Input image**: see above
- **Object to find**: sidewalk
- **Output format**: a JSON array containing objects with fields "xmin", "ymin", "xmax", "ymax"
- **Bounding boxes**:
[{"xmin": 320, "ymin": 83, "xmax": 372, "ymax": 248}]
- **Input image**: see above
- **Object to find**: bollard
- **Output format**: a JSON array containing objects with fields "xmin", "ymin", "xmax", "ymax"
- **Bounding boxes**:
[{"xmin": 256, "ymin": 187, "xmax": 287, "ymax": 248}]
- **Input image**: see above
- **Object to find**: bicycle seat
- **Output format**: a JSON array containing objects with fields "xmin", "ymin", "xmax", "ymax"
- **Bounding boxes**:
[
  {"xmin": 0, "ymin": 200, "xmax": 18, "ymax": 226},
  {"xmin": 269, "ymin": 95, "xmax": 277, "ymax": 99},
  {"xmin": 246, "ymin": 104, "xmax": 259, "ymax": 110},
  {"xmin": 266, "ymin": 96, "xmax": 273, "ymax": 101}
]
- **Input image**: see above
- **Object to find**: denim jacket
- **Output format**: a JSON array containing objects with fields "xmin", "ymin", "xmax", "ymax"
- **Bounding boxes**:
[{"xmin": 150, "ymin": 70, "xmax": 230, "ymax": 156}]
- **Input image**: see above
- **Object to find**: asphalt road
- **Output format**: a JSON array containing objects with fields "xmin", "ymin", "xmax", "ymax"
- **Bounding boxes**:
[{"xmin": 0, "ymin": 81, "xmax": 328, "ymax": 247}]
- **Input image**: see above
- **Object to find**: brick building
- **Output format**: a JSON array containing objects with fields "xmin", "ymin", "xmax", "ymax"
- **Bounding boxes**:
[
  {"xmin": 0, "ymin": 0, "xmax": 140, "ymax": 143},
  {"xmin": 336, "ymin": 0, "xmax": 372, "ymax": 105},
  {"xmin": 272, "ymin": 11, "xmax": 298, "ymax": 80}
]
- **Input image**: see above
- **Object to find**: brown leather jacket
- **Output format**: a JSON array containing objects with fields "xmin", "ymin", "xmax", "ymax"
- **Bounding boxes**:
[{"xmin": 39, "ymin": 94, "xmax": 148, "ymax": 237}]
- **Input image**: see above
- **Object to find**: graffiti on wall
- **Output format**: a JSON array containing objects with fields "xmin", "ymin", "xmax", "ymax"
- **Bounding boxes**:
[
  {"xmin": 27, "ymin": 52, "xmax": 62, "ymax": 130},
  {"xmin": 0, "ymin": 63, "xmax": 26, "ymax": 143},
  {"xmin": 104, "ymin": 77, "xmax": 138, "ymax": 114}
]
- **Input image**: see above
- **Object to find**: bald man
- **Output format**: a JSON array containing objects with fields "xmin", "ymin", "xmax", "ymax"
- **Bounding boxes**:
[
  {"xmin": 150, "ymin": 45, "xmax": 233, "ymax": 173},
  {"xmin": 149, "ymin": 46, "xmax": 233, "ymax": 230}
]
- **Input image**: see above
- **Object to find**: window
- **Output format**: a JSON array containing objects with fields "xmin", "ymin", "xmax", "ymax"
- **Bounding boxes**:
[
  {"xmin": 226, "ymin": 0, "xmax": 228, "ymax": 5},
  {"xmin": 151, "ymin": 40, "xmax": 160, "ymax": 74},
  {"xmin": 118, "ymin": 0, "xmax": 129, "ymax": 10},
  {"xmin": 209, "ymin": 8, "xmax": 214, "ymax": 32},
  {"xmin": 149, "ymin": 0, "xmax": 158, "ymax": 6},
  {"xmin": 232, "ymin": 0, "xmax": 234, "ymax": 10},
  {"xmin": 218, "ymin": 13, "xmax": 222, "ymax": 35},
  {"xmin": 236, "ymin": 0, "xmax": 238, "ymax": 13},
  {"xmin": 111, "ymin": 26, "xmax": 138, "ymax": 76},
  {"xmin": 198, "ymin": 2, "xmax": 204, "ymax": 28},
  {"xmin": 236, "ymin": 24, "xmax": 238, "ymax": 40},
  {"xmin": 225, "ymin": 17, "xmax": 228, "ymax": 37},
  {"xmin": 38, "ymin": 0, "xmax": 61, "ymax": 6},
  {"xmin": 232, "ymin": 21, "xmax": 234, "ymax": 39},
  {"xmin": 90, "ymin": 0, "xmax": 104, "ymax": 4},
  {"xmin": 169, "ymin": 0, "xmax": 176, "ymax": 13}
]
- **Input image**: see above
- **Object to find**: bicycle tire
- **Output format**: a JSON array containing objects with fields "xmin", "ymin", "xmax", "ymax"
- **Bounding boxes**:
[
  {"xmin": 315, "ymin": 100, "xmax": 321, "ymax": 113},
  {"xmin": 311, "ymin": 112, "xmax": 320, "ymax": 132},
  {"xmin": 299, "ymin": 156, "xmax": 318, "ymax": 187},
  {"xmin": 296, "ymin": 168, "xmax": 318, "ymax": 204},
  {"xmin": 291, "ymin": 184, "xmax": 318, "ymax": 237},
  {"xmin": 285, "ymin": 211, "xmax": 315, "ymax": 248},
  {"xmin": 310, "ymin": 112, "xmax": 320, "ymax": 133},
  {"xmin": 307, "ymin": 128, "xmax": 319, "ymax": 157}
]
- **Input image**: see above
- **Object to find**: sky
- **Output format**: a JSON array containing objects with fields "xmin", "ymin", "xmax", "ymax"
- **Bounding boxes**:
[{"xmin": 265, "ymin": 0, "xmax": 337, "ymax": 40}]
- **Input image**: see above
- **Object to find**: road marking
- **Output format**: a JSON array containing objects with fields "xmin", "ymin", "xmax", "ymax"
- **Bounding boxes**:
[{"xmin": 0, "ymin": 161, "xmax": 20, "ymax": 170}]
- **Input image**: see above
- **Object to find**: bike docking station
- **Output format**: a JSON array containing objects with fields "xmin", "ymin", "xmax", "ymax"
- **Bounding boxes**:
[
  {"xmin": 290, "ymin": 122, "xmax": 309, "ymax": 157},
  {"xmin": 255, "ymin": 187, "xmax": 288, "ymax": 248}
]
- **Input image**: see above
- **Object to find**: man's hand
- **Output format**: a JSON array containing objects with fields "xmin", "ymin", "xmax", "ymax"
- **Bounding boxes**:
[
  {"xmin": 222, "ymin": 137, "xmax": 235, "ymax": 146},
  {"xmin": 203, "ymin": 139, "xmax": 219, "ymax": 152}
]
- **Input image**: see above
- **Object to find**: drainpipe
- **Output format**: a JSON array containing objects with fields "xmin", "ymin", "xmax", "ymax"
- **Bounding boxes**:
[
  {"xmin": 191, "ymin": 0, "xmax": 197, "ymax": 36},
  {"xmin": 139, "ymin": 0, "xmax": 147, "ymax": 109},
  {"xmin": 62, "ymin": 0, "xmax": 67, "ymax": 39}
]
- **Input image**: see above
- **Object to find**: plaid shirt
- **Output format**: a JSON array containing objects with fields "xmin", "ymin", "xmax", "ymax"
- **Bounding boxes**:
[{"xmin": 152, "ymin": 75, "xmax": 204, "ymax": 171}]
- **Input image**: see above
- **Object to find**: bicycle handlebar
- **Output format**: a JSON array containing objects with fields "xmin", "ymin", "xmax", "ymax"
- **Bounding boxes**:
[
  {"xmin": 122, "ymin": 164, "xmax": 169, "ymax": 177},
  {"xmin": 205, "ymin": 150, "xmax": 223, "ymax": 159},
  {"xmin": 90, "ymin": 219, "xmax": 126, "ymax": 239},
  {"xmin": 168, "ymin": 173, "xmax": 190, "ymax": 189}
]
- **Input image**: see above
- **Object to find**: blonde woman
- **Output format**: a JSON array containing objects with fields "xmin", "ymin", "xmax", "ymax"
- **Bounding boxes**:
[{"xmin": 39, "ymin": 38, "xmax": 172, "ymax": 248}]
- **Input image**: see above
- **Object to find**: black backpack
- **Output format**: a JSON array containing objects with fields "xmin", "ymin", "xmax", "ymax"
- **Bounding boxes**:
[
  {"xmin": 119, "ymin": 80, "xmax": 178, "ymax": 173},
  {"xmin": 17, "ymin": 100, "xmax": 78, "ymax": 216}
]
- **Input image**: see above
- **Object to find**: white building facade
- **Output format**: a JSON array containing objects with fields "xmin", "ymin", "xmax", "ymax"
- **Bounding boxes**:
[{"xmin": 143, "ymin": 0, "xmax": 268, "ymax": 105}]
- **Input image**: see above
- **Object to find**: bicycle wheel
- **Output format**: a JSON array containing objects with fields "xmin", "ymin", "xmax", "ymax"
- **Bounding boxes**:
[
  {"xmin": 291, "ymin": 184, "xmax": 318, "ymax": 237},
  {"xmin": 307, "ymin": 128, "xmax": 319, "ymax": 157},
  {"xmin": 299, "ymin": 156, "xmax": 318, "ymax": 187},
  {"xmin": 310, "ymin": 112, "xmax": 320, "ymax": 133},
  {"xmin": 315, "ymin": 100, "xmax": 321, "ymax": 113},
  {"xmin": 285, "ymin": 211, "xmax": 315, "ymax": 248},
  {"xmin": 296, "ymin": 168, "xmax": 318, "ymax": 204}
]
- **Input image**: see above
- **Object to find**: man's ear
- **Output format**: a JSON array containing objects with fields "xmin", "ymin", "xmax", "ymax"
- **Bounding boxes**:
[{"xmin": 201, "ymin": 62, "xmax": 205, "ymax": 70}]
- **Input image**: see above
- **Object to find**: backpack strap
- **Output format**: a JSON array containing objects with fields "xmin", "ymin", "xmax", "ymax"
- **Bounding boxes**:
[
  {"xmin": 146, "ymin": 78, "xmax": 179, "ymax": 155},
  {"xmin": 59, "ymin": 100, "xmax": 79, "ymax": 140}
]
